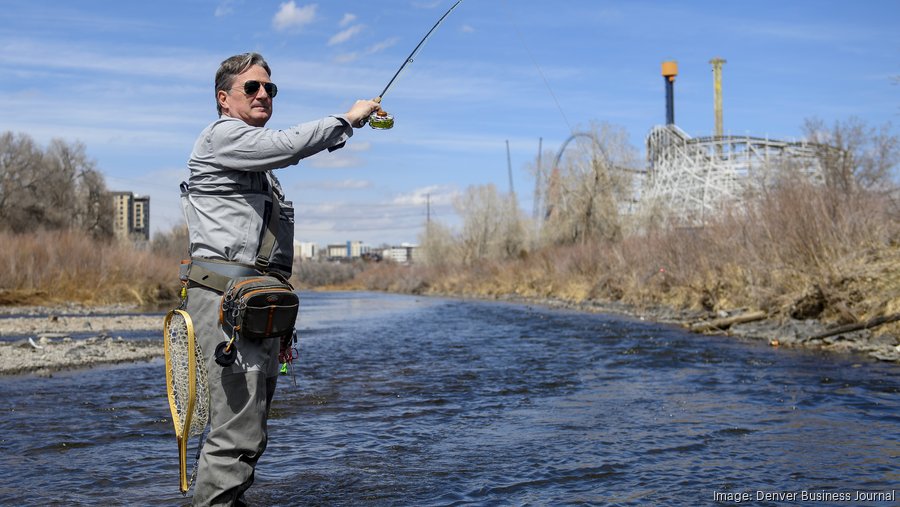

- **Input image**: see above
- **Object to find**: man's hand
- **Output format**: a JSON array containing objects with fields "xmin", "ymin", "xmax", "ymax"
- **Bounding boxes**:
[{"xmin": 345, "ymin": 99, "xmax": 383, "ymax": 128}]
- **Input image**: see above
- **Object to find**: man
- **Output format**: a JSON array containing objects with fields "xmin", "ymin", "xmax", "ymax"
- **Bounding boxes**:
[{"xmin": 179, "ymin": 52, "xmax": 379, "ymax": 506}]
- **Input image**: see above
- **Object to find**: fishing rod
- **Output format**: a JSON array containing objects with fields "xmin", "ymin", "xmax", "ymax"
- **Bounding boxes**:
[{"xmin": 366, "ymin": 0, "xmax": 463, "ymax": 129}]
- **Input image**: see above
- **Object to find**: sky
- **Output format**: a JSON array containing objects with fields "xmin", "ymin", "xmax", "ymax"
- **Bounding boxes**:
[{"xmin": 1, "ymin": 0, "xmax": 898, "ymax": 247}]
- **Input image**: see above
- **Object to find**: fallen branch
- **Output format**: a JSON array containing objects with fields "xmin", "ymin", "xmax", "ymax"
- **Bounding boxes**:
[
  {"xmin": 806, "ymin": 312, "xmax": 900, "ymax": 341},
  {"xmin": 689, "ymin": 310, "xmax": 768, "ymax": 333}
]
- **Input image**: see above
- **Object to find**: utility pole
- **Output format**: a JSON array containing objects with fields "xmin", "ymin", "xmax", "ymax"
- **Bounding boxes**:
[
  {"xmin": 533, "ymin": 137, "xmax": 542, "ymax": 222},
  {"xmin": 506, "ymin": 140, "xmax": 515, "ymax": 197}
]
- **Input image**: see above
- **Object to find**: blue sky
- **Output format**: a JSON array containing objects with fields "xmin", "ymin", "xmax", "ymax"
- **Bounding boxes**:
[{"xmin": 1, "ymin": 0, "xmax": 897, "ymax": 247}]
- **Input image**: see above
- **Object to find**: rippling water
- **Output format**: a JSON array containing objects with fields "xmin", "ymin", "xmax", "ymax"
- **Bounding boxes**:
[{"xmin": 0, "ymin": 292, "xmax": 897, "ymax": 506}]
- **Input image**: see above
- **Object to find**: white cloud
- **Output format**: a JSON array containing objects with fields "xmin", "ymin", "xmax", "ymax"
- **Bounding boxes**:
[
  {"xmin": 392, "ymin": 185, "xmax": 458, "ymax": 206},
  {"xmin": 365, "ymin": 37, "xmax": 399, "ymax": 55},
  {"xmin": 0, "ymin": 37, "xmax": 215, "ymax": 80},
  {"xmin": 339, "ymin": 13, "xmax": 357, "ymax": 27},
  {"xmin": 328, "ymin": 25, "xmax": 365, "ymax": 46},
  {"xmin": 273, "ymin": 2, "xmax": 317, "ymax": 32},
  {"xmin": 461, "ymin": 24, "xmax": 475, "ymax": 33},
  {"xmin": 335, "ymin": 37, "xmax": 399, "ymax": 64},
  {"xmin": 214, "ymin": 0, "xmax": 237, "ymax": 17}
]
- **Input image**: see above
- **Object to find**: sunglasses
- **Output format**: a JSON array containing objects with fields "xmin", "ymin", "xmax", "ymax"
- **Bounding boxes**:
[{"xmin": 235, "ymin": 80, "xmax": 278, "ymax": 98}]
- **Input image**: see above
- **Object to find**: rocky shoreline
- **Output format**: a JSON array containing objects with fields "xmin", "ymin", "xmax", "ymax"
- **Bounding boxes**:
[
  {"xmin": 490, "ymin": 295, "xmax": 900, "ymax": 363},
  {"xmin": 0, "ymin": 294, "xmax": 897, "ymax": 377},
  {"xmin": 0, "ymin": 304, "xmax": 165, "ymax": 376}
]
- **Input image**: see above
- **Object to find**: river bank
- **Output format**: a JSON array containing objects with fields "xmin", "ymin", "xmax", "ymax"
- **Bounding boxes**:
[
  {"xmin": 0, "ymin": 291, "xmax": 897, "ymax": 377},
  {"xmin": 494, "ymin": 295, "xmax": 900, "ymax": 363},
  {"xmin": 0, "ymin": 304, "xmax": 164, "ymax": 376}
]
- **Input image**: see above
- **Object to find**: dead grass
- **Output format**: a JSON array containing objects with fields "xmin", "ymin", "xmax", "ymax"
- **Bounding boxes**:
[
  {"xmin": 356, "ymin": 181, "xmax": 900, "ymax": 336},
  {"xmin": 7, "ymin": 180, "xmax": 895, "ymax": 342},
  {"xmin": 0, "ymin": 230, "xmax": 180, "ymax": 307}
]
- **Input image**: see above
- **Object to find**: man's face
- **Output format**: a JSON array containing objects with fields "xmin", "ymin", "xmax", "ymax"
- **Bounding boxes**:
[{"xmin": 218, "ymin": 65, "xmax": 274, "ymax": 127}]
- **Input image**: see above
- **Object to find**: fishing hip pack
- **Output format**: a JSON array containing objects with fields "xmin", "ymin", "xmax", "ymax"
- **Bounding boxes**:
[{"xmin": 220, "ymin": 275, "xmax": 299, "ymax": 341}]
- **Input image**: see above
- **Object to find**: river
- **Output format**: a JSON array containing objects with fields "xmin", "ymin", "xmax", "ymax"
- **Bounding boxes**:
[{"xmin": 0, "ymin": 291, "xmax": 897, "ymax": 506}]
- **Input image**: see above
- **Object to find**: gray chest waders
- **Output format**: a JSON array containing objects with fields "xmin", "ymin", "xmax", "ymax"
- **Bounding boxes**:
[{"xmin": 182, "ymin": 188, "xmax": 297, "ymax": 367}]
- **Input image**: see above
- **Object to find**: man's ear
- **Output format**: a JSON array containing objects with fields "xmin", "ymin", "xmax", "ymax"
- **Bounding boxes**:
[{"xmin": 217, "ymin": 90, "xmax": 229, "ymax": 114}]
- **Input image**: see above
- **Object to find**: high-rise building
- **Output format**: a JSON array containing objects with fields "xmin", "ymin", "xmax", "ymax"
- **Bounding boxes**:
[{"xmin": 111, "ymin": 191, "xmax": 150, "ymax": 241}]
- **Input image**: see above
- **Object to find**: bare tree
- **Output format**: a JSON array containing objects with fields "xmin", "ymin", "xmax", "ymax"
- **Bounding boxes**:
[
  {"xmin": 75, "ymin": 167, "xmax": 114, "ymax": 238},
  {"xmin": 0, "ymin": 131, "xmax": 113, "ymax": 236},
  {"xmin": 43, "ymin": 139, "xmax": 84, "ymax": 229},
  {"xmin": 803, "ymin": 117, "xmax": 899, "ymax": 194},
  {"xmin": 540, "ymin": 123, "xmax": 639, "ymax": 246},
  {"xmin": 418, "ymin": 220, "xmax": 459, "ymax": 267},
  {"xmin": 151, "ymin": 223, "xmax": 190, "ymax": 259},
  {"xmin": 454, "ymin": 184, "xmax": 526, "ymax": 264},
  {"xmin": 455, "ymin": 184, "xmax": 500, "ymax": 264},
  {"xmin": 0, "ymin": 132, "xmax": 44, "ymax": 232},
  {"xmin": 500, "ymin": 193, "xmax": 529, "ymax": 260}
]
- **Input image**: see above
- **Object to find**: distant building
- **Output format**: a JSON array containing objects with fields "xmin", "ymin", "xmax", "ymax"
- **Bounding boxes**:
[
  {"xmin": 326, "ymin": 240, "xmax": 370, "ymax": 261},
  {"xmin": 294, "ymin": 241, "xmax": 317, "ymax": 260},
  {"xmin": 133, "ymin": 196, "xmax": 150, "ymax": 238},
  {"xmin": 383, "ymin": 243, "xmax": 418, "ymax": 264},
  {"xmin": 348, "ymin": 240, "xmax": 369, "ymax": 258},
  {"xmin": 111, "ymin": 191, "xmax": 150, "ymax": 241},
  {"xmin": 326, "ymin": 243, "xmax": 347, "ymax": 259}
]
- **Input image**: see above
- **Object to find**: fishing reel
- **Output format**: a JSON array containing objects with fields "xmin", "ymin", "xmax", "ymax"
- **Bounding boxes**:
[
  {"xmin": 368, "ymin": 109, "xmax": 394, "ymax": 130},
  {"xmin": 366, "ymin": 97, "xmax": 393, "ymax": 130}
]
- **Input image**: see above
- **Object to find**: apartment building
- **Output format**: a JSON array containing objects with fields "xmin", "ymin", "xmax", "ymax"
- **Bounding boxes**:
[{"xmin": 111, "ymin": 191, "xmax": 150, "ymax": 241}]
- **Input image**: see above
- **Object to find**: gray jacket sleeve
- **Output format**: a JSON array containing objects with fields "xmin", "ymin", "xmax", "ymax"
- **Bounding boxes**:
[
  {"xmin": 201, "ymin": 115, "xmax": 353, "ymax": 172},
  {"xmin": 182, "ymin": 114, "xmax": 353, "ymax": 270}
]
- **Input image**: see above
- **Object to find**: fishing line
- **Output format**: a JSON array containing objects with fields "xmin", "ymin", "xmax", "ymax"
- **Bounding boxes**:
[
  {"xmin": 500, "ymin": 0, "xmax": 575, "ymax": 135},
  {"xmin": 366, "ymin": 0, "xmax": 464, "ymax": 129}
]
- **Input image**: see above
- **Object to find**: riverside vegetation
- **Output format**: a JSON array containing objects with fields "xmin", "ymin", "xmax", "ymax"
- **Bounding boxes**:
[
  {"xmin": 1, "ymin": 118, "xmax": 898, "ymax": 362},
  {"xmin": 355, "ymin": 118, "xmax": 900, "ymax": 361}
]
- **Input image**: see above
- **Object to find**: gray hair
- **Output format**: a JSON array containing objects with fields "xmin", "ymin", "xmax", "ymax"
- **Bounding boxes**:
[{"xmin": 214, "ymin": 52, "xmax": 272, "ymax": 115}]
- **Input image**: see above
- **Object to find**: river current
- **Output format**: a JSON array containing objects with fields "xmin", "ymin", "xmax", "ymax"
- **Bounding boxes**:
[{"xmin": 0, "ymin": 291, "xmax": 897, "ymax": 506}]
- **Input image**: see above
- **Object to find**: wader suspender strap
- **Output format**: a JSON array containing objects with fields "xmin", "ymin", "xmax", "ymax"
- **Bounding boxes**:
[
  {"xmin": 254, "ymin": 191, "xmax": 280, "ymax": 272},
  {"xmin": 187, "ymin": 184, "xmax": 281, "ymax": 293}
]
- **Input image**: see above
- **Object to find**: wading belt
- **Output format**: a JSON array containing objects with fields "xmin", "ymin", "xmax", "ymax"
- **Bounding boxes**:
[
  {"xmin": 184, "ymin": 188, "xmax": 283, "ymax": 293},
  {"xmin": 186, "ymin": 259, "xmax": 260, "ymax": 293}
]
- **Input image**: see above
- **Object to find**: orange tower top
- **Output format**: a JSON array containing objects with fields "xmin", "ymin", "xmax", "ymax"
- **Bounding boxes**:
[{"xmin": 661, "ymin": 61, "xmax": 678, "ymax": 81}]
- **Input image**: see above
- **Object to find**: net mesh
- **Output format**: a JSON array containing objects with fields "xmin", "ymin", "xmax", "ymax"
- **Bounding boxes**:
[{"xmin": 165, "ymin": 311, "xmax": 209, "ymax": 437}]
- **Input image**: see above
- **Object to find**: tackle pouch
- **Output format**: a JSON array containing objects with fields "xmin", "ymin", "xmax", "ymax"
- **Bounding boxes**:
[{"xmin": 220, "ymin": 275, "xmax": 299, "ymax": 341}]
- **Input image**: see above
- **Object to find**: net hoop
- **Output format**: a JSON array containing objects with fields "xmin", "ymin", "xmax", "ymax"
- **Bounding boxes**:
[{"xmin": 164, "ymin": 309, "xmax": 197, "ymax": 494}]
